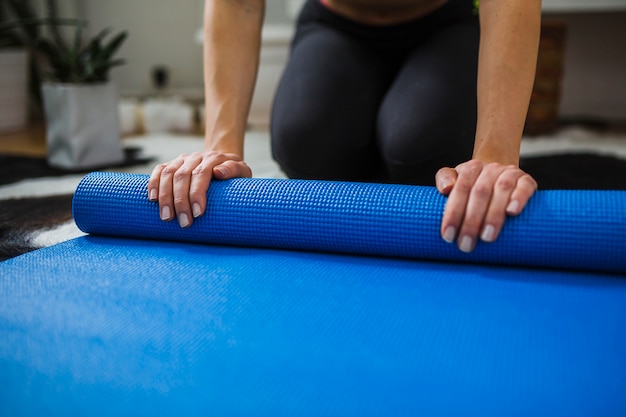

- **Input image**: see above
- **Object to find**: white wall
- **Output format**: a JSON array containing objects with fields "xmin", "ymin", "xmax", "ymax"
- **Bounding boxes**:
[
  {"xmin": 77, "ymin": 0, "xmax": 205, "ymax": 94},
  {"xmin": 75, "ymin": 0, "xmax": 296, "ymax": 95},
  {"xmin": 41, "ymin": 0, "xmax": 626, "ymax": 122}
]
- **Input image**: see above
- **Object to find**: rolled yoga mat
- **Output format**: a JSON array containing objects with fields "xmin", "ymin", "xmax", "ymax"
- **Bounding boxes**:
[
  {"xmin": 2, "ymin": 171, "xmax": 626, "ymax": 416},
  {"xmin": 73, "ymin": 171, "xmax": 626, "ymax": 274}
]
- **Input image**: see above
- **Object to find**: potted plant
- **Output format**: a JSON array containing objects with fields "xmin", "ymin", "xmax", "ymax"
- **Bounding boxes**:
[
  {"xmin": 0, "ymin": 0, "xmax": 35, "ymax": 133},
  {"xmin": 1, "ymin": 0, "xmax": 86, "ymax": 133},
  {"xmin": 37, "ymin": 23, "xmax": 128, "ymax": 169}
]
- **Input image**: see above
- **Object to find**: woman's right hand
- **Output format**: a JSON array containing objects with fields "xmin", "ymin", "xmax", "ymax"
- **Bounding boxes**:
[{"xmin": 147, "ymin": 151, "xmax": 252, "ymax": 228}]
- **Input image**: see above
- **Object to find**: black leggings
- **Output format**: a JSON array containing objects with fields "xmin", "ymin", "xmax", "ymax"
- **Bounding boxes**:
[{"xmin": 270, "ymin": 0, "xmax": 480, "ymax": 185}]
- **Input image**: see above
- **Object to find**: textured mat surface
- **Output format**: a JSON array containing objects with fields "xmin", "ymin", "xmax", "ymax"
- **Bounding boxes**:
[
  {"xmin": 1, "ymin": 172, "xmax": 626, "ymax": 416},
  {"xmin": 73, "ymin": 172, "xmax": 626, "ymax": 274},
  {"xmin": 2, "ymin": 236, "xmax": 626, "ymax": 416}
]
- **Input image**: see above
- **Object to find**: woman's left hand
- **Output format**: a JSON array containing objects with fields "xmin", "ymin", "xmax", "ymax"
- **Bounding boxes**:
[{"xmin": 435, "ymin": 159, "xmax": 537, "ymax": 252}]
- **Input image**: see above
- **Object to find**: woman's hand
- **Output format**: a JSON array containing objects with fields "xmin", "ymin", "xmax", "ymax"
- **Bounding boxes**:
[
  {"xmin": 435, "ymin": 159, "xmax": 537, "ymax": 252},
  {"xmin": 147, "ymin": 151, "xmax": 252, "ymax": 228}
]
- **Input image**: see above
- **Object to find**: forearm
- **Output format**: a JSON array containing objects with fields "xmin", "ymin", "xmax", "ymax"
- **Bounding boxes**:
[
  {"xmin": 473, "ymin": 0, "xmax": 541, "ymax": 165},
  {"xmin": 203, "ymin": 0, "xmax": 265, "ymax": 156}
]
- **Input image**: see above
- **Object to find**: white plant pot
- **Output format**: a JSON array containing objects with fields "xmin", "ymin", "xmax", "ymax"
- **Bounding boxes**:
[
  {"xmin": 41, "ymin": 82, "xmax": 124, "ymax": 170},
  {"xmin": 0, "ymin": 49, "xmax": 29, "ymax": 133}
]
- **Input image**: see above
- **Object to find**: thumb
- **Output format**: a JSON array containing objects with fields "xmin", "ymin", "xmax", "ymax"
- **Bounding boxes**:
[
  {"xmin": 435, "ymin": 167, "xmax": 458, "ymax": 195},
  {"xmin": 213, "ymin": 160, "xmax": 253, "ymax": 180}
]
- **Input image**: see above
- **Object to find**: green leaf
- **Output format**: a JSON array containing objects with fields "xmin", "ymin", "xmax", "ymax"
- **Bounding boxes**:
[
  {"xmin": 101, "ymin": 31, "xmax": 127, "ymax": 61},
  {"xmin": 5, "ymin": 0, "xmax": 39, "ymax": 40},
  {"xmin": 34, "ymin": 22, "xmax": 127, "ymax": 83}
]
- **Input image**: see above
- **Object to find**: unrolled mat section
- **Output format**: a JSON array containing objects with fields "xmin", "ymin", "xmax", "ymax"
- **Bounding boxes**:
[{"xmin": 72, "ymin": 171, "xmax": 626, "ymax": 274}]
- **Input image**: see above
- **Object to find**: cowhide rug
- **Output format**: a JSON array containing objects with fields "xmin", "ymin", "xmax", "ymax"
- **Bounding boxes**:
[{"xmin": 1, "ymin": 127, "xmax": 625, "ymax": 262}]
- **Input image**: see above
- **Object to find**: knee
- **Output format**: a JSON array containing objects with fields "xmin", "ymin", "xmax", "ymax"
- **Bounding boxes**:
[
  {"xmin": 270, "ymin": 108, "xmax": 314, "ymax": 178},
  {"xmin": 377, "ymin": 112, "xmax": 475, "ymax": 185}
]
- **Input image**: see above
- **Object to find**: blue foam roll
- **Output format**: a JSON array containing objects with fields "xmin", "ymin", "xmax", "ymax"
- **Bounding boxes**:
[{"xmin": 73, "ymin": 172, "xmax": 626, "ymax": 274}]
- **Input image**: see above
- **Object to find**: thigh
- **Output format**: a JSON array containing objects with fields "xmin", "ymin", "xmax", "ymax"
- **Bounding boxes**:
[
  {"xmin": 271, "ymin": 25, "xmax": 394, "ymax": 182},
  {"xmin": 377, "ymin": 17, "xmax": 480, "ymax": 185}
]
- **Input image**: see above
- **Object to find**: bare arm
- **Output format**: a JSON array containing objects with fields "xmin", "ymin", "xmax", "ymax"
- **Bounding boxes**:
[
  {"xmin": 203, "ymin": 0, "xmax": 265, "ymax": 156},
  {"xmin": 474, "ymin": 0, "xmax": 542, "ymax": 164},
  {"xmin": 148, "ymin": 0, "xmax": 265, "ymax": 228},
  {"xmin": 437, "ymin": 0, "xmax": 541, "ymax": 252}
]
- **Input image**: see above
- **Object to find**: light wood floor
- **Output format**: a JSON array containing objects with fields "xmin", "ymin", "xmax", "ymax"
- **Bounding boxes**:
[
  {"xmin": 0, "ymin": 123, "xmax": 47, "ymax": 157},
  {"xmin": 0, "ymin": 120, "xmax": 205, "ymax": 158}
]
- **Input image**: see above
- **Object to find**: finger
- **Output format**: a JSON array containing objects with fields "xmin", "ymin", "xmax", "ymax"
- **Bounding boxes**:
[
  {"xmin": 435, "ymin": 167, "xmax": 458, "ymax": 195},
  {"xmin": 440, "ymin": 160, "xmax": 483, "ymax": 246},
  {"xmin": 157, "ymin": 156, "xmax": 185, "ymax": 222},
  {"xmin": 172, "ymin": 153, "xmax": 204, "ymax": 228},
  {"xmin": 148, "ymin": 163, "xmax": 166, "ymax": 201},
  {"xmin": 506, "ymin": 173, "xmax": 538, "ymax": 216},
  {"xmin": 479, "ymin": 167, "xmax": 522, "ymax": 243},
  {"xmin": 187, "ymin": 153, "xmax": 248, "ymax": 219},
  {"xmin": 188, "ymin": 157, "xmax": 218, "ymax": 219},
  {"xmin": 212, "ymin": 160, "xmax": 253, "ymax": 180},
  {"xmin": 457, "ymin": 163, "xmax": 506, "ymax": 252}
]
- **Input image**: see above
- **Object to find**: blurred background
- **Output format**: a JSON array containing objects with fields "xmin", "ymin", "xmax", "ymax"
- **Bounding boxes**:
[
  {"xmin": 2, "ymin": 0, "xmax": 626, "ymax": 138},
  {"xmin": 27, "ymin": 0, "xmax": 626, "ymax": 123}
]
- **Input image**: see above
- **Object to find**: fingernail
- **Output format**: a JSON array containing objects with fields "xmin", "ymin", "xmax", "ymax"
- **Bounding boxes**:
[
  {"xmin": 481, "ymin": 225, "xmax": 496, "ymax": 242},
  {"xmin": 161, "ymin": 206, "xmax": 171, "ymax": 221},
  {"xmin": 149, "ymin": 188, "xmax": 157, "ymax": 201},
  {"xmin": 443, "ymin": 226, "xmax": 456, "ymax": 243},
  {"xmin": 178, "ymin": 213, "xmax": 190, "ymax": 228},
  {"xmin": 440, "ymin": 177, "xmax": 453, "ymax": 190},
  {"xmin": 506, "ymin": 200, "xmax": 520, "ymax": 215},
  {"xmin": 192, "ymin": 203, "xmax": 202, "ymax": 218},
  {"xmin": 459, "ymin": 236, "xmax": 474, "ymax": 253}
]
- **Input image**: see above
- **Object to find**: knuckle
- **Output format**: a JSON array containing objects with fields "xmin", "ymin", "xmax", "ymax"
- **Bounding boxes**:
[
  {"xmin": 173, "ymin": 195, "xmax": 188, "ymax": 206},
  {"xmin": 158, "ymin": 189, "xmax": 172, "ymax": 200},
  {"xmin": 454, "ymin": 175, "xmax": 474, "ymax": 194},
  {"xmin": 202, "ymin": 154, "xmax": 221, "ymax": 166},
  {"xmin": 173, "ymin": 168, "xmax": 192, "ymax": 181},
  {"xmin": 162, "ymin": 164, "xmax": 179, "ymax": 176},
  {"xmin": 456, "ymin": 160, "xmax": 483, "ymax": 179},
  {"xmin": 495, "ymin": 176, "xmax": 516, "ymax": 192},
  {"xmin": 471, "ymin": 183, "xmax": 491, "ymax": 199},
  {"xmin": 453, "ymin": 179, "xmax": 473, "ymax": 195},
  {"xmin": 192, "ymin": 165, "xmax": 211, "ymax": 176},
  {"xmin": 465, "ymin": 159, "xmax": 483, "ymax": 171}
]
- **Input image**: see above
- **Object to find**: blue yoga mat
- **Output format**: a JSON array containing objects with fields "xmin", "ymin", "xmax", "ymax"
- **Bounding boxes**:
[
  {"xmin": 73, "ymin": 172, "xmax": 626, "ymax": 274},
  {"xmin": 1, "ymin": 172, "xmax": 626, "ymax": 416}
]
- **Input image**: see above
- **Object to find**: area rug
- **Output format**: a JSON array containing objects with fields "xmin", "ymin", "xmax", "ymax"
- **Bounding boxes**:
[
  {"xmin": 0, "ymin": 147, "xmax": 152, "ymax": 186},
  {"xmin": 1, "ymin": 128, "xmax": 625, "ymax": 261}
]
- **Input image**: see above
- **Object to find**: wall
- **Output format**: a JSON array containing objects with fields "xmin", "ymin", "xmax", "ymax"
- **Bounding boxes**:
[
  {"xmin": 75, "ymin": 0, "xmax": 297, "ymax": 95},
  {"xmin": 545, "ymin": 11, "xmax": 626, "ymax": 121},
  {"xmin": 76, "ymin": 0, "xmax": 205, "ymax": 95},
  {"xmin": 37, "ymin": 0, "xmax": 626, "ymax": 122}
]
